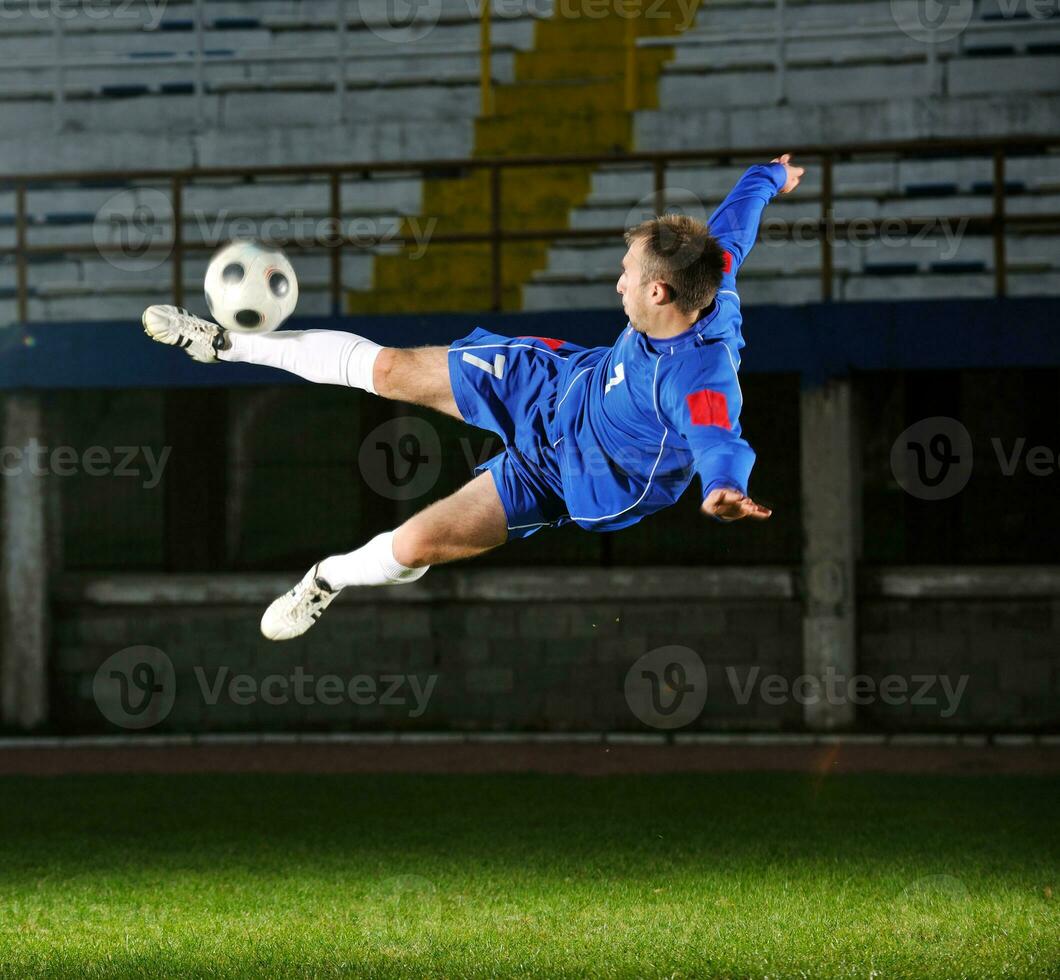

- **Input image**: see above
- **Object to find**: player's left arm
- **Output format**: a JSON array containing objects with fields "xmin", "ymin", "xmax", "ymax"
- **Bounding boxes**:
[
  {"xmin": 709, "ymin": 154, "xmax": 805, "ymax": 283},
  {"xmin": 659, "ymin": 352, "xmax": 772, "ymax": 524},
  {"xmin": 692, "ymin": 428, "xmax": 772, "ymax": 523}
]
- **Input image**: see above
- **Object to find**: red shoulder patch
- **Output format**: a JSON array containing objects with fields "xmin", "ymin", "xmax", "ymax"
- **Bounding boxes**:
[
  {"xmin": 520, "ymin": 336, "xmax": 565, "ymax": 350},
  {"xmin": 686, "ymin": 389, "xmax": 731, "ymax": 429},
  {"xmin": 721, "ymin": 251, "xmax": 733, "ymax": 275}
]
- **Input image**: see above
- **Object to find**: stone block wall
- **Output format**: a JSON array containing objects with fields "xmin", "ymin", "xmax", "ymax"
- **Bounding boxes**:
[{"xmin": 47, "ymin": 569, "xmax": 1060, "ymax": 735}]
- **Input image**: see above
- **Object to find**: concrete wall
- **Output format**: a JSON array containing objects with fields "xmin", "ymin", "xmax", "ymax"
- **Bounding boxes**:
[
  {"xmin": 859, "ymin": 597, "xmax": 1058, "ymax": 731},
  {"xmin": 14, "ymin": 370, "xmax": 1060, "ymax": 736},
  {"xmin": 46, "ymin": 568, "xmax": 1060, "ymax": 735},
  {"xmin": 51, "ymin": 571, "xmax": 803, "ymax": 735}
]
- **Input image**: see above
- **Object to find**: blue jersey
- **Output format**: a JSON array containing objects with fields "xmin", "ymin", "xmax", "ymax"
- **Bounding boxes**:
[{"xmin": 549, "ymin": 162, "xmax": 786, "ymax": 532}]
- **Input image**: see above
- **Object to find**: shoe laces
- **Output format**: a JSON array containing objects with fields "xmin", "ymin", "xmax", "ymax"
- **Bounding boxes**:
[
  {"xmin": 172, "ymin": 308, "xmax": 217, "ymax": 337},
  {"xmin": 287, "ymin": 571, "xmax": 335, "ymax": 623}
]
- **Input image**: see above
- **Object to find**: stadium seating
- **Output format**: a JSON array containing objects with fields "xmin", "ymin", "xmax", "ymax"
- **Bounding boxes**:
[
  {"xmin": 0, "ymin": 0, "xmax": 554, "ymax": 322},
  {"xmin": 524, "ymin": 154, "xmax": 1060, "ymax": 308},
  {"xmin": 0, "ymin": 0, "xmax": 547, "ymax": 161},
  {"xmin": 0, "ymin": 0, "xmax": 1057, "ymax": 324},
  {"xmin": 525, "ymin": 0, "xmax": 1060, "ymax": 309},
  {"xmin": 0, "ymin": 172, "xmax": 424, "ymax": 320}
]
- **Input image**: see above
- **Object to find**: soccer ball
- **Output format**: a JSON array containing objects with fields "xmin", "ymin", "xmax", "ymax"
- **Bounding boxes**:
[{"xmin": 204, "ymin": 241, "xmax": 298, "ymax": 334}]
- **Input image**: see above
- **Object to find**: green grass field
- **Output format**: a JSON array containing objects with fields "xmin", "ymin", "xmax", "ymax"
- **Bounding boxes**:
[{"xmin": 0, "ymin": 772, "xmax": 1056, "ymax": 978}]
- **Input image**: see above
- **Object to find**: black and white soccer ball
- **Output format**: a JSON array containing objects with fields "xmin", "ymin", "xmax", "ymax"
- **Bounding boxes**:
[{"xmin": 204, "ymin": 241, "xmax": 298, "ymax": 334}]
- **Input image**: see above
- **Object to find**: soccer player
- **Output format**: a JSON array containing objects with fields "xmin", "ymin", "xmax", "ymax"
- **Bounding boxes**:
[{"xmin": 143, "ymin": 154, "xmax": 803, "ymax": 639}]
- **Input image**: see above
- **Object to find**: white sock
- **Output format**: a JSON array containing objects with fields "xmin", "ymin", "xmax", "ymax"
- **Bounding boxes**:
[
  {"xmin": 316, "ymin": 531, "xmax": 428, "ymax": 591},
  {"xmin": 220, "ymin": 329, "xmax": 382, "ymax": 394}
]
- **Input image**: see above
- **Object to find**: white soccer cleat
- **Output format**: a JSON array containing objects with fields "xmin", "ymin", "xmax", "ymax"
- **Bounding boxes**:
[
  {"xmin": 142, "ymin": 304, "xmax": 229, "ymax": 364},
  {"xmin": 260, "ymin": 563, "xmax": 339, "ymax": 641}
]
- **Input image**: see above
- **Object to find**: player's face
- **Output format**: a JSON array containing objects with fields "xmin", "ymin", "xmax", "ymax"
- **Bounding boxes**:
[{"xmin": 617, "ymin": 242, "xmax": 656, "ymax": 332}]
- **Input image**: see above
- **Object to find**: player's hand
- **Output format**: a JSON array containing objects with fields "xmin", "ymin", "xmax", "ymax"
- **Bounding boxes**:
[
  {"xmin": 703, "ymin": 487, "xmax": 772, "ymax": 522},
  {"xmin": 771, "ymin": 153, "xmax": 804, "ymax": 194}
]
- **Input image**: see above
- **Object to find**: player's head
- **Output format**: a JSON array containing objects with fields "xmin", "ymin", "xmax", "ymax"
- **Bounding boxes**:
[{"xmin": 619, "ymin": 215, "xmax": 726, "ymax": 332}]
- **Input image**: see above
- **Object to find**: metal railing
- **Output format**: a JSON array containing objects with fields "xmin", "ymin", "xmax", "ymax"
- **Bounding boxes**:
[{"xmin": 2, "ymin": 136, "xmax": 1057, "ymax": 322}]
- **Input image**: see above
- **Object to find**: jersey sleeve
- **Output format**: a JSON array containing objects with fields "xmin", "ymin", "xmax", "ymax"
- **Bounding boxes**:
[
  {"xmin": 659, "ymin": 348, "xmax": 757, "ymax": 504},
  {"xmin": 708, "ymin": 163, "xmax": 787, "ymax": 285}
]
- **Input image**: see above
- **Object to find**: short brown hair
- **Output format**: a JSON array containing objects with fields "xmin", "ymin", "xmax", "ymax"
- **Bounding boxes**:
[{"xmin": 624, "ymin": 214, "xmax": 726, "ymax": 316}]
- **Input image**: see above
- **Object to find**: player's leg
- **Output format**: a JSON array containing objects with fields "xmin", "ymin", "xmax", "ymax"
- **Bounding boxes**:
[
  {"xmin": 260, "ymin": 471, "xmax": 507, "ymax": 640},
  {"xmin": 142, "ymin": 305, "xmax": 461, "ymax": 420},
  {"xmin": 391, "ymin": 467, "xmax": 508, "ymax": 566},
  {"xmin": 371, "ymin": 345, "xmax": 460, "ymax": 420}
]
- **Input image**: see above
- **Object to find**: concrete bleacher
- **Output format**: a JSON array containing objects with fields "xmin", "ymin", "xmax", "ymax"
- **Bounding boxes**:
[
  {"xmin": 0, "ymin": 0, "xmax": 555, "ymax": 323},
  {"xmin": 525, "ymin": 152, "xmax": 1060, "ymax": 309},
  {"xmin": 524, "ymin": 0, "xmax": 1060, "ymax": 310},
  {"xmin": 1, "ymin": 0, "xmax": 1058, "ymax": 323},
  {"xmin": 0, "ymin": 0, "xmax": 552, "ymax": 170},
  {"xmin": 0, "ymin": 170, "xmax": 429, "ymax": 322},
  {"xmin": 635, "ymin": 0, "xmax": 1060, "ymax": 148}
]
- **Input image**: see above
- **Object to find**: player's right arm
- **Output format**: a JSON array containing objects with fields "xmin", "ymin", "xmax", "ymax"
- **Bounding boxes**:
[{"xmin": 708, "ymin": 154, "xmax": 804, "ymax": 283}]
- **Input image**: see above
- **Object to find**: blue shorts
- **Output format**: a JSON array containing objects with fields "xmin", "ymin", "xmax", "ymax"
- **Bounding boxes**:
[{"xmin": 448, "ymin": 328, "xmax": 578, "ymax": 539}]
